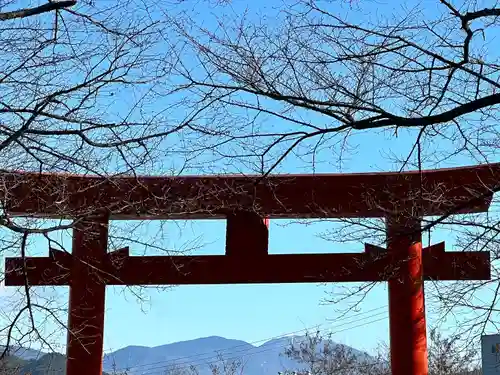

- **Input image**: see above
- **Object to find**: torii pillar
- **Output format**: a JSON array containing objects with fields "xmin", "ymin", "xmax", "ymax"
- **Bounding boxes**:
[
  {"xmin": 387, "ymin": 216, "xmax": 427, "ymax": 374},
  {"xmin": 66, "ymin": 217, "xmax": 108, "ymax": 375}
]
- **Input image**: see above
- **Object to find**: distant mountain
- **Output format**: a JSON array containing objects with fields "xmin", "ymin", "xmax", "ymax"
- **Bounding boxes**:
[
  {"xmin": 103, "ymin": 336, "xmax": 256, "ymax": 375},
  {"xmin": 0, "ymin": 345, "xmax": 45, "ymax": 360},
  {"xmin": 102, "ymin": 335, "xmax": 370, "ymax": 375}
]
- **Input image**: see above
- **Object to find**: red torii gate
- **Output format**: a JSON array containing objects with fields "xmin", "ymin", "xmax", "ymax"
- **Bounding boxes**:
[{"xmin": 2, "ymin": 163, "xmax": 499, "ymax": 375}]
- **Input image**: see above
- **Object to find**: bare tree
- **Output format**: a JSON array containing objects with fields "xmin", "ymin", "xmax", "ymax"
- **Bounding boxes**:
[
  {"xmin": 159, "ymin": 0, "xmax": 500, "ymax": 348},
  {"xmin": 281, "ymin": 331, "xmax": 385, "ymax": 375},
  {"xmin": 428, "ymin": 328, "xmax": 481, "ymax": 375},
  {"xmin": 165, "ymin": 0, "xmax": 500, "ymax": 173},
  {"xmin": 162, "ymin": 353, "xmax": 244, "ymax": 375},
  {"xmin": 281, "ymin": 329, "xmax": 480, "ymax": 375},
  {"xmin": 0, "ymin": 0, "xmax": 234, "ymax": 361}
]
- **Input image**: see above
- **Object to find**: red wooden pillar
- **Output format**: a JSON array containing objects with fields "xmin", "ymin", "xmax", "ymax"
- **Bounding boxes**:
[
  {"xmin": 387, "ymin": 216, "xmax": 428, "ymax": 375},
  {"xmin": 66, "ymin": 216, "xmax": 108, "ymax": 375}
]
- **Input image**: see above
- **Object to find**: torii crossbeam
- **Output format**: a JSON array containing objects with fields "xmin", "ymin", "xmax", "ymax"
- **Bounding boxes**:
[
  {"xmin": 5, "ymin": 242, "xmax": 490, "ymax": 285},
  {"xmin": 2, "ymin": 163, "xmax": 499, "ymax": 375}
]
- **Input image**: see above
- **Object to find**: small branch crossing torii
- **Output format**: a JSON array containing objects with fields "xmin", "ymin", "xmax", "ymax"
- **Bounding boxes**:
[{"xmin": 2, "ymin": 163, "xmax": 499, "ymax": 375}]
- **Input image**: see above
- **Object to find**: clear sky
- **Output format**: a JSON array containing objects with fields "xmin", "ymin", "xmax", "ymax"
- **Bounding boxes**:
[{"xmin": 1, "ymin": 0, "xmax": 499, "ymax": 366}]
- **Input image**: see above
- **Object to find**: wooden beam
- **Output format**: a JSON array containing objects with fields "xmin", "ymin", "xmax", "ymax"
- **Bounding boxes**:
[
  {"xmin": 225, "ymin": 211, "xmax": 269, "ymax": 256},
  {"xmin": 1, "ymin": 163, "xmax": 498, "ymax": 219},
  {"xmin": 5, "ymin": 246, "xmax": 490, "ymax": 286}
]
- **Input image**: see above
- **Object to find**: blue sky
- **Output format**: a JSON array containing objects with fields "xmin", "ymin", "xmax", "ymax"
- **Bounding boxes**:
[{"xmin": 1, "ymin": 0, "xmax": 499, "ymax": 364}]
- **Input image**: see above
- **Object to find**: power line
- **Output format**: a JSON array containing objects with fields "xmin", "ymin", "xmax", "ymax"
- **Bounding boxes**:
[
  {"xmin": 109, "ymin": 306, "xmax": 387, "ymax": 373},
  {"xmin": 141, "ymin": 315, "xmax": 389, "ymax": 375}
]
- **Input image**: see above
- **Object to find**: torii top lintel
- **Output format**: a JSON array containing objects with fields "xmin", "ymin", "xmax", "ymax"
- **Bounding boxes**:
[{"xmin": 1, "ymin": 163, "xmax": 499, "ymax": 219}]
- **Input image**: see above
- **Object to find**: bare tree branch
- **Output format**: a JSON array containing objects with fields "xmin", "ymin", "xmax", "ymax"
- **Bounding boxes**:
[{"xmin": 0, "ymin": 1, "xmax": 76, "ymax": 21}]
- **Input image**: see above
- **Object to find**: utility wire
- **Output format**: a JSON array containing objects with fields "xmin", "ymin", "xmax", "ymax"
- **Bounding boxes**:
[
  {"xmin": 109, "ymin": 306, "xmax": 387, "ymax": 373},
  {"xmin": 141, "ymin": 315, "xmax": 389, "ymax": 375},
  {"xmin": 112, "ymin": 309, "xmax": 388, "ymax": 374}
]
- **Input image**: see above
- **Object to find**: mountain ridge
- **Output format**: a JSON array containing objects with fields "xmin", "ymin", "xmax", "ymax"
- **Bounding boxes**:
[{"xmin": 102, "ymin": 335, "xmax": 368, "ymax": 375}]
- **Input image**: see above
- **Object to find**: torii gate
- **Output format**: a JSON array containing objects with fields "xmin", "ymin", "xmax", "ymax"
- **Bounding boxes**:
[{"xmin": 2, "ymin": 163, "xmax": 499, "ymax": 375}]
